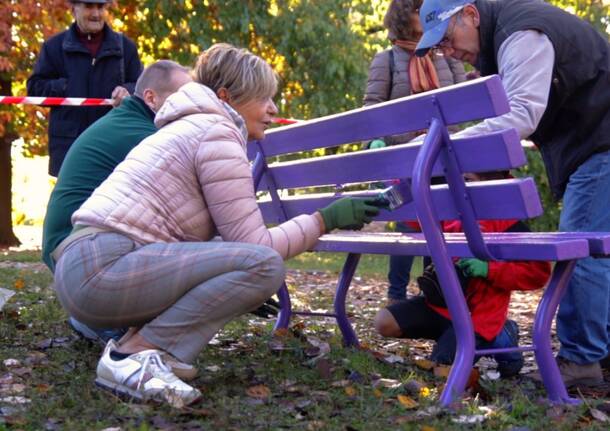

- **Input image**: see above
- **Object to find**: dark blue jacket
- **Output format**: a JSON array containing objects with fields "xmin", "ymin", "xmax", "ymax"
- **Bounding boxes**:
[{"xmin": 27, "ymin": 23, "xmax": 142, "ymax": 176}]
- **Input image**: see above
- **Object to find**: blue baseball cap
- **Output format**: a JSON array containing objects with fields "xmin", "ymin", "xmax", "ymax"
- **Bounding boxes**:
[{"xmin": 415, "ymin": 0, "xmax": 474, "ymax": 57}]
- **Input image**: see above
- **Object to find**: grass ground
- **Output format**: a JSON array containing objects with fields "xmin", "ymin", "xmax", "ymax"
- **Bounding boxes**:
[{"xmin": 1, "ymin": 245, "xmax": 609, "ymax": 430}]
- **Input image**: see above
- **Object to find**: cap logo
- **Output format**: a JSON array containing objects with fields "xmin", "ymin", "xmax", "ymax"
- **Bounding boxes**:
[
  {"xmin": 425, "ymin": 11, "xmax": 437, "ymax": 23},
  {"xmin": 437, "ymin": 5, "xmax": 464, "ymax": 21}
]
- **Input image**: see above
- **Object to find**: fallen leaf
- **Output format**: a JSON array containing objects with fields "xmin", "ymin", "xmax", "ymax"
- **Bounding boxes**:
[
  {"xmin": 331, "ymin": 380, "xmax": 350, "ymax": 388},
  {"xmin": 452, "ymin": 414, "xmax": 486, "ymax": 424},
  {"xmin": 397, "ymin": 394, "xmax": 418, "ymax": 409},
  {"xmin": 315, "ymin": 358, "xmax": 332, "ymax": 380},
  {"xmin": 2, "ymin": 359, "xmax": 21, "ymax": 368},
  {"xmin": 433, "ymin": 365, "xmax": 451, "ymax": 378},
  {"xmin": 373, "ymin": 388, "xmax": 383, "ymax": 398},
  {"xmin": 0, "ymin": 373, "xmax": 14, "ymax": 385},
  {"xmin": 382, "ymin": 354, "xmax": 404, "ymax": 364},
  {"xmin": 273, "ymin": 328, "xmax": 290, "ymax": 338},
  {"xmin": 11, "ymin": 367, "xmax": 33, "ymax": 377},
  {"xmin": 414, "ymin": 358, "xmax": 435, "ymax": 371},
  {"xmin": 13, "ymin": 279, "xmax": 25, "ymax": 290},
  {"xmin": 0, "ymin": 396, "xmax": 30, "ymax": 404},
  {"xmin": 590, "ymin": 408, "xmax": 610, "ymax": 423},
  {"xmin": 0, "ymin": 384, "xmax": 26, "ymax": 395},
  {"xmin": 344, "ymin": 386, "xmax": 357, "ymax": 397},
  {"xmin": 246, "ymin": 384, "xmax": 271, "ymax": 399},
  {"xmin": 421, "ymin": 426, "xmax": 437, "ymax": 431},
  {"xmin": 36, "ymin": 384, "xmax": 51, "ymax": 394},
  {"xmin": 403, "ymin": 379, "xmax": 424, "ymax": 395},
  {"xmin": 25, "ymin": 351, "xmax": 48, "ymax": 366},
  {"xmin": 306, "ymin": 420, "xmax": 325, "ymax": 430},
  {"xmin": 372, "ymin": 378, "xmax": 402, "ymax": 389}
]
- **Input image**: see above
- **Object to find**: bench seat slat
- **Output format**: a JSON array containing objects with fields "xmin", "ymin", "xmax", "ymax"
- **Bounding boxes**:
[
  {"xmin": 258, "ymin": 129, "xmax": 524, "ymax": 190},
  {"xmin": 248, "ymin": 76, "xmax": 509, "ymax": 158},
  {"xmin": 258, "ymin": 178, "xmax": 543, "ymax": 223},
  {"xmin": 313, "ymin": 232, "xmax": 590, "ymax": 261}
]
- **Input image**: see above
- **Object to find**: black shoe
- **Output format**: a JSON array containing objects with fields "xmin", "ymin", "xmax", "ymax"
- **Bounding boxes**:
[
  {"xmin": 250, "ymin": 296, "xmax": 281, "ymax": 319},
  {"xmin": 495, "ymin": 320, "xmax": 524, "ymax": 378}
]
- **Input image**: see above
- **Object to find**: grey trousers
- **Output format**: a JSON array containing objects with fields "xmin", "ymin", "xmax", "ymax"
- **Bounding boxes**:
[{"xmin": 54, "ymin": 232, "xmax": 285, "ymax": 363}]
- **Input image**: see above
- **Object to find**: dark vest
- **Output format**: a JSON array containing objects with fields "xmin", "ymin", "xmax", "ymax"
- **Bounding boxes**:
[{"xmin": 476, "ymin": 0, "xmax": 610, "ymax": 199}]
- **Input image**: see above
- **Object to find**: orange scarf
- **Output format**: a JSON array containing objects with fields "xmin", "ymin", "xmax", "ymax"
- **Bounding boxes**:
[{"xmin": 393, "ymin": 39, "xmax": 440, "ymax": 94}]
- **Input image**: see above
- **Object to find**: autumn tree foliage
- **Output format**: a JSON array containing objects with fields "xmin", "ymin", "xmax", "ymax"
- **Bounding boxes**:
[{"xmin": 0, "ymin": 0, "xmax": 72, "ymax": 247}]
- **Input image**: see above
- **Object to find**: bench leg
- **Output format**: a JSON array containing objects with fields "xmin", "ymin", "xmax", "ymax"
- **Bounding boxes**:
[
  {"xmin": 273, "ymin": 282, "xmax": 292, "ymax": 332},
  {"xmin": 533, "ymin": 260, "xmax": 580, "ymax": 405},
  {"xmin": 334, "ymin": 253, "xmax": 361, "ymax": 347}
]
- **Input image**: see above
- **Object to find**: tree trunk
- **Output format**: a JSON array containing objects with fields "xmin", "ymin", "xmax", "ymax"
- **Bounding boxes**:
[{"xmin": 0, "ymin": 76, "xmax": 20, "ymax": 248}]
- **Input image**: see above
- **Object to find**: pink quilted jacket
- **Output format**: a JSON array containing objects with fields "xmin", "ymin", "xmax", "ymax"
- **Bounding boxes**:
[{"xmin": 72, "ymin": 82, "xmax": 322, "ymax": 259}]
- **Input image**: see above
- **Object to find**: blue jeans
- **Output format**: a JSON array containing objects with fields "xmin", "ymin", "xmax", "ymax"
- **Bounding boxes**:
[
  {"xmin": 387, "ymin": 222, "xmax": 416, "ymax": 300},
  {"xmin": 431, "ymin": 319, "xmax": 523, "ymax": 368},
  {"xmin": 557, "ymin": 150, "xmax": 610, "ymax": 364}
]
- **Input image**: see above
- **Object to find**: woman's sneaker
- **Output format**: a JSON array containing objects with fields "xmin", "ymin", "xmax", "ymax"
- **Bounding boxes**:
[
  {"xmin": 160, "ymin": 352, "xmax": 198, "ymax": 381},
  {"xmin": 95, "ymin": 340, "xmax": 201, "ymax": 406}
]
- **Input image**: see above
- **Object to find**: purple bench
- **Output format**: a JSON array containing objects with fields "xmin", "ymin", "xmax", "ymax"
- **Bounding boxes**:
[{"xmin": 248, "ymin": 75, "xmax": 610, "ymax": 407}]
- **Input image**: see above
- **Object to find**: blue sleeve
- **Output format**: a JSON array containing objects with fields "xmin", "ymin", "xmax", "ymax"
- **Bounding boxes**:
[{"xmin": 26, "ymin": 41, "xmax": 68, "ymax": 97}]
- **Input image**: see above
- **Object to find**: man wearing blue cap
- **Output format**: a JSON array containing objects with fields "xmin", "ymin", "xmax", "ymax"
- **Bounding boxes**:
[{"xmin": 415, "ymin": 0, "xmax": 610, "ymax": 388}]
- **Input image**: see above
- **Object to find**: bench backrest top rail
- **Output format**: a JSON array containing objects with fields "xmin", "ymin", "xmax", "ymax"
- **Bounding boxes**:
[{"xmin": 248, "ymin": 75, "xmax": 509, "ymax": 159}]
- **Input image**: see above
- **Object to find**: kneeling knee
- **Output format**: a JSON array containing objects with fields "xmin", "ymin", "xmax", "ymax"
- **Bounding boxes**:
[{"xmin": 374, "ymin": 309, "xmax": 403, "ymax": 338}]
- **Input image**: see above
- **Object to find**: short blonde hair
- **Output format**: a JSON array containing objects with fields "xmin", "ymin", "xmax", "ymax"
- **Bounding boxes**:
[{"xmin": 193, "ymin": 43, "xmax": 278, "ymax": 106}]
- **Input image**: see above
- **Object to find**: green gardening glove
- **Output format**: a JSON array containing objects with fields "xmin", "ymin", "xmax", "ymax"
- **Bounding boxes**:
[
  {"xmin": 318, "ymin": 197, "xmax": 381, "ymax": 232},
  {"xmin": 456, "ymin": 258, "xmax": 489, "ymax": 278},
  {"xmin": 369, "ymin": 139, "xmax": 386, "ymax": 149}
]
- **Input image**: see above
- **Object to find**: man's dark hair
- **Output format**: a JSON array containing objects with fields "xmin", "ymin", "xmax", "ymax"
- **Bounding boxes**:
[{"xmin": 134, "ymin": 60, "xmax": 190, "ymax": 98}]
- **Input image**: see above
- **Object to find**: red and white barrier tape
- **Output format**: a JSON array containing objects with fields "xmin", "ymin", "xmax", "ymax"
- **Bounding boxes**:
[
  {"xmin": 0, "ymin": 96, "xmax": 301, "ymax": 125},
  {"xmin": 0, "ymin": 96, "xmax": 112, "ymax": 106}
]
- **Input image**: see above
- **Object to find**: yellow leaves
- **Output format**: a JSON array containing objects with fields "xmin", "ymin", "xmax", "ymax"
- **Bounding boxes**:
[
  {"xmin": 245, "ymin": 384, "xmax": 271, "ymax": 399},
  {"xmin": 397, "ymin": 394, "xmax": 418, "ymax": 409},
  {"xmin": 421, "ymin": 426, "xmax": 437, "ymax": 431}
]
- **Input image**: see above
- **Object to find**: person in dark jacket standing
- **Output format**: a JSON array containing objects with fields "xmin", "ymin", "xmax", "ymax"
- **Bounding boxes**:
[
  {"xmin": 415, "ymin": 0, "xmax": 610, "ymax": 388},
  {"xmin": 27, "ymin": 0, "xmax": 142, "ymax": 176}
]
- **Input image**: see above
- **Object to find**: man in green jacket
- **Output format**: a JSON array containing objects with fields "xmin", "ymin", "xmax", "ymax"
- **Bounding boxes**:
[
  {"xmin": 42, "ymin": 60, "xmax": 191, "ymax": 271},
  {"xmin": 42, "ymin": 60, "xmax": 192, "ymax": 343}
]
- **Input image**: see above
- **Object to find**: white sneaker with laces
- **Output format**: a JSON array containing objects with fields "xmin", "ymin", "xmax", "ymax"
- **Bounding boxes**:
[{"xmin": 95, "ymin": 340, "xmax": 201, "ymax": 406}]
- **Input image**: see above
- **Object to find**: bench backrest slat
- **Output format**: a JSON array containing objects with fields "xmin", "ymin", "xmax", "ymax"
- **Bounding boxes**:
[
  {"xmin": 257, "ymin": 129, "xmax": 523, "ymax": 191},
  {"xmin": 257, "ymin": 178, "xmax": 542, "ymax": 224}
]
